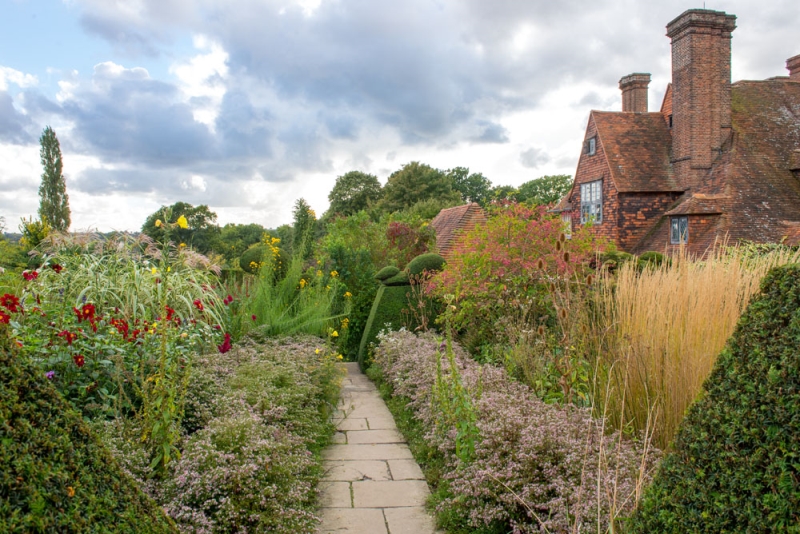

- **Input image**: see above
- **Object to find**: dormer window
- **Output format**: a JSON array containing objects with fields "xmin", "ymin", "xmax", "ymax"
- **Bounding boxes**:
[
  {"xmin": 585, "ymin": 136, "xmax": 597, "ymax": 156},
  {"xmin": 580, "ymin": 180, "xmax": 603, "ymax": 224},
  {"xmin": 670, "ymin": 216, "xmax": 689, "ymax": 244}
]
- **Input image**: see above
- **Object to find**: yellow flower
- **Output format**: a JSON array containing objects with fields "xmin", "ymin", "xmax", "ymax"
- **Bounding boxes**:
[
  {"xmin": 299, "ymin": 279, "xmax": 307, "ymax": 289},
  {"xmin": 250, "ymin": 261, "xmax": 258, "ymax": 269},
  {"xmin": 67, "ymin": 486, "xmax": 75, "ymax": 497},
  {"xmin": 317, "ymin": 259, "xmax": 322, "ymax": 266},
  {"xmin": 179, "ymin": 243, "xmax": 187, "ymax": 248},
  {"xmin": 331, "ymin": 330, "xmax": 339, "ymax": 338},
  {"xmin": 167, "ymin": 266, "xmax": 171, "ymax": 272},
  {"xmin": 176, "ymin": 215, "xmax": 189, "ymax": 229},
  {"xmin": 181, "ymin": 332, "xmax": 188, "ymax": 338},
  {"xmin": 337, "ymin": 354, "xmax": 343, "ymax": 360},
  {"xmin": 330, "ymin": 270, "xmax": 338, "ymax": 278},
  {"xmin": 315, "ymin": 348, "xmax": 321, "ymax": 354},
  {"xmin": 316, "ymin": 270, "xmax": 323, "ymax": 277},
  {"xmin": 151, "ymin": 267, "xmax": 158, "ymax": 275},
  {"xmin": 344, "ymin": 291, "xmax": 352, "ymax": 298},
  {"xmin": 155, "ymin": 219, "xmax": 162, "ymax": 228},
  {"xmin": 271, "ymin": 237, "xmax": 280, "ymax": 245}
]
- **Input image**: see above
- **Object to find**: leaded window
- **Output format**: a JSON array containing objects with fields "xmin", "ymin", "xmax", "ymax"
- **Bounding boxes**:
[
  {"xmin": 580, "ymin": 180, "xmax": 602, "ymax": 224},
  {"xmin": 670, "ymin": 216, "xmax": 688, "ymax": 244}
]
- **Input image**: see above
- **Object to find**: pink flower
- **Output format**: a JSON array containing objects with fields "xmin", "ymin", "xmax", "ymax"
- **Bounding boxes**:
[{"xmin": 217, "ymin": 333, "xmax": 232, "ymax": 354}]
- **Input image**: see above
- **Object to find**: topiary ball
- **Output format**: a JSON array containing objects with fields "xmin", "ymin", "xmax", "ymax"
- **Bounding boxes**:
[
  {"xmin": 382, "ymin": 271, "xmax": 410, "ymax": 286},
  {"xmin": 240, "ymin": 245, "xmax": 268, "ymax": 274},
  {"xmin": 374, "ymin": 265, "xmax": 400, "ymax": 281},
  {"xmin": 406, "ymin": 253, "xmax": 446, "ymax": 276}
]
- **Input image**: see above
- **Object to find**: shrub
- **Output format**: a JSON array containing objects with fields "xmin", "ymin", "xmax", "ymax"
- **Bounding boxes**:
[
  {"xmin": 598, "ymin": 249, "xmax": 634, "ymax": 270},
  {"xmin": 629, "ymin": 264, "xmax": 800, "ymax": 533},
  {"xmin": 374, "ymin": 265, "xmax": 400, "ymax": 281},
  {"xmin": 406, "ymin": 252, "xmax": 445, "ymax": 276},
  {"xmin": 382, "ymin": 271, "xmax": 410, "ymax": 286},
  {"xmin": 636, "ymin": 250, "xmax": 668, "ymax": 270},
  {"xmin": 239, "ymin": 245, "xmax": 266, "ymax": 274},
  {"xmin": 0, "ymin": 346, "xmax": 177, "ymax": 533},
  {"xmin": 371, "ymin": 330, "xmax": 658, "ymax": 533},
  {"xmin": 357, "ymin": 285, "xmax": 412, "ymax": 367}
]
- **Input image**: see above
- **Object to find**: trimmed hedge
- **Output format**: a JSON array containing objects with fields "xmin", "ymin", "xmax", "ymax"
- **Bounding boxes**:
[
  {"xmin": 382, "ymin": 271, "xmax": 410, "ymax": 286},
  {"xmin": 374, "ymin": 265, "xmax": 400, "ymax": 281},
  {"xmin": 406, "ymin": 253, "xmax": 445, "ymax": 276},
  {"xmin": 358, "ymin": 285, "xmax": 412, "ymax": 368},
  {"xmin": 0, "ymin": 348, "xmax": 177, "ymax": 534},
  {"xmin": 629, "ymin": 264, "xmax": 800, "ymax": 532},
  {"xmin": 240, "ymin": 244, "xmax": 268, "ymax": 274}
]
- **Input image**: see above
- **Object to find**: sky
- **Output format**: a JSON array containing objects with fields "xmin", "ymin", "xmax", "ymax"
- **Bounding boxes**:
[{"xmin": 1, "ymin": 0, "xmax": 798, "ymax": 233}]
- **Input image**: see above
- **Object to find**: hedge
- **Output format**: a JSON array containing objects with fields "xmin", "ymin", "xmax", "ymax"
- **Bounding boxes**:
[
  {"xmin": 629, "ymin": 264, "xmax": 800, "ymax": 532},
  {"xmin": 0, "ymin": 348, "xmax": 177, "ymax": 534},
  {"xmin": 357, "ymin": 285, "xmax": 412, "ymax": 368}
]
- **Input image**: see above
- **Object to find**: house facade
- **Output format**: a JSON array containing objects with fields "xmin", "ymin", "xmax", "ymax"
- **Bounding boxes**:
[{"xmin": 554, "ymin": 9, "xmax": 800, "ymax": 255}]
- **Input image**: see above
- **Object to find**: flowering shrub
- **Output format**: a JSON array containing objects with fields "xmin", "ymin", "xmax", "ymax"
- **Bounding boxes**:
[
  {"xmin": 370, "ymin": 330, "xmax": 659, "ymax": 533},
  {"xmin": 100, "ymin": 336, "xmax": 344, "ymax": 533}
]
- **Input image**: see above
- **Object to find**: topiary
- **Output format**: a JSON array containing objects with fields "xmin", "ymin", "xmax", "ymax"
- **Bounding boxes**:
[
  {"xmin": 382, "ymin": 271, "xmax": 410, "ymax": 286},
  {"xmin": 374, "ymin": 265, "xmax": 400, "ymax": 281},
  {"xmin": 0, "ymin": 347, "xmax": 178, "ymax": 533},
  {"xmin": 406, "ymin": 252, "xmax": 445, "ymax": 277},
  {"xmin": 629, "ymin": 264, "xmax": 800, "ymax": 533},
  {"xmin": 358, "ymin": 285, "xmax": 412, "ymax": 368},
  {"xmin": 240, "ymin": 244, "xmax": 268, "ymax": 274}
]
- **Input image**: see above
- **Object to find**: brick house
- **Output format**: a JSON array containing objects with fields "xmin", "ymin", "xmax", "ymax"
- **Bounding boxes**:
[{"xmin": 553, "ymin": 9, "xmax": 800, "ymax": 255}]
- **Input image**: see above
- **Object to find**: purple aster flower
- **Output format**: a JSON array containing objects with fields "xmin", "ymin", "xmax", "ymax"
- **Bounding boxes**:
[{"xmin": 45, "ymin": 371, "xmax": 55, "ymax": 380}]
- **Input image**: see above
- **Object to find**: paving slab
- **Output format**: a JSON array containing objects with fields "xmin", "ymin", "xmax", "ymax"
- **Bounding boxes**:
[
  {"xmin": 352, "ymin": 480, "xmax": 430, "ymax": 508},
  {"xmin": 331, "ymin": 432, "xmax": 347, "ymax": 444},
  {"xmin": 384, "ymin": 507, "xmax": 438, "ymax": 534},
  {"xmin": 318, "ymin": 508, "xmax": 387, "ymax": 534},
  {"xmin": 322, "ymin": 444, "xmax": 413, "ymax": 461},
  {"xmin": 346, "ymin": 429, "xmax": 404, "ymax": 444},
  {"xmin": 318, "ymin": 481, "xmax": 352, "ymax": 508},
  {"xmin": 323, "ymin": 460, "xmax": 392, "ymax": 482},
  {"xmin": 336, "ymin": 418, "xmax": 369, "ymax": 431},
  {"xmin": 387, "ymin": 459, "xmax": 425, "ymax": 480},
  {"xmin": 363, "ymin": 415, "xmax": 398, "ymax": 430}
]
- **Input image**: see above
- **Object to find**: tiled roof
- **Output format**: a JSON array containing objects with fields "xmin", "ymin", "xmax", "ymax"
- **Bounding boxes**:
[
  {"xmin": 429, "ymin": 203, "xmax": 487, "ymax": 259},
  {"xmin": 549, "ymin": 194, "xmax": 572, "ymax": 213},
  {"xmin": 592, "ymin": 111, "xmax": 683, "ymax": 192},
  {"xmin": 637, "ymin": 79, "xmax": 800, "ymax": 250}
]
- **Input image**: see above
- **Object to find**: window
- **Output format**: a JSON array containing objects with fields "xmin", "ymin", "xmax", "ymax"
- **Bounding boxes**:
[
  {"xmin": 580, "ymin": 180, "xmax": 602, "ymax": 224},
  {"xmin": 668, "ymin": 114, "xmax": 673, "ymax": 128},
  {"xmin": 670, "ymin": 216, "xmax": 689, "ymax": 244},
  {"xmin": 561, "ymin": 213, "xmax": 573, "ymax": 239},
  {"xmin": 585, "ymin": 136, "xmax": 596, "ymax": 156}
]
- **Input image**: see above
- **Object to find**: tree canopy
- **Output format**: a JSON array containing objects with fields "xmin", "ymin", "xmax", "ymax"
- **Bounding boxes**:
[
  {"xmin": 141, "ymin": 202, "xmax": 219, "ymax": 254},
  {"xmin": 379, "ymin": 162, "xmax": 461, "ymax": 214},
  {"xmin": 327, "ymin": 171, "xmax": 383, "ymax": 217},
  {"xmin": 447, "ymin": 167, "xmax": 493, "ymax": 207},
  {"xmin": 38, "ymin": 126, "xmax": 71, "ymax": 232},
  {"xmin": 516, "ymin": 175, "xmax": 572, "ymax": 206}
]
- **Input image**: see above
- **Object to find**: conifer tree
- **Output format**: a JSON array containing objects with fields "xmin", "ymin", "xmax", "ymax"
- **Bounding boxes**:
[{"xmin": 38, "ymin": 126, "xmax": 71, "ymax": 231}]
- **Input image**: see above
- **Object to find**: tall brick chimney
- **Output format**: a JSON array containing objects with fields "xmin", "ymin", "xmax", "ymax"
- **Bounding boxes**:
[
  {"xmin": 619, "ymin": 73, "xmax": 651, "ymax": 112},
  {"xmin": 666, "ymin": 9, "xmax": 736, "ymax": 189},
  {"xmin": 788, "ymin": 54, "xmax": 800, "ymax": 81}
]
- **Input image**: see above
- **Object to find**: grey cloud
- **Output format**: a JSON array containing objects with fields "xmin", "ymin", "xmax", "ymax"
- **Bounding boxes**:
[
  {"xmin": 472, "ymin": 121, "xmax": 509, "ymax": 144},
  {"xmin": 0, "ymin": 92, "xmax": 34, "ymax": 144},
  {"xmin": 520, "ymin": 147, "xmax": 550, "ymax": 169}
]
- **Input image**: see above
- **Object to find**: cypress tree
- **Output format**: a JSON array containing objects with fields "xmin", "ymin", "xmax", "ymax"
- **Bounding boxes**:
[{"xmin": 38, "ymin": 126, "xmax": 71, "ymax": 231}]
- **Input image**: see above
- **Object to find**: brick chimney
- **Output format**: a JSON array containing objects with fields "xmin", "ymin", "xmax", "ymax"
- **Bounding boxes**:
[
  {"xmin": 667, "ymin": 9, "xmax": 736, "ymax": 189},
  {"xmin": 787, "ymin": 54, "xmax": 800, "ymax": 81},
  {"xmin": 619, "ymin": 73, "xmax": 651, "ymax": 112}
]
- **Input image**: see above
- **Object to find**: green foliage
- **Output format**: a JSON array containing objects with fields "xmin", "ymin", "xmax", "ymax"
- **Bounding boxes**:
[
  {"xmin": 291, "ymin": 198, "xmax": 317, "ymax": 260},
  {"xmin": 637, "ymin": 250, "xmax": 669, "ymax": 270},
  {"xmin": 407, "ymin": 253, "xmax": 445, "ymax": 276},
  {"xmin": 0, "ymin": 346, "xmax": 177, "ymax": 533},
  {"xmin": 214, "ymin": 223, "xmax": 267, "ymax": 265},
  {"xmin": 630, "ymin": 264, "xmax": 800, "ymax": 533},
  {"xmin": 489, "ymin": 184, "xmax": 519, "ymax": 202},
  {"xmin": 516, "ymin": 174, "xmax": 572, "ymax": 206},
  {"xmin": 599, "ymin": 249, "xmax": 635, "ymax": 270},
  {"xmin": 141, "ymin": 203, "xmax": 220, "ymax": 254},
  {"xmin": 447, "ymin": 167, "xmax": 493, "ymax": 207},
  {"xmin": 18, "ymin": 216, "xmax": 50, "ymax": 254},
  {"xmin": 401, "ymin": 197, "xmax": 462, "ymax": 220},
  {"xmin": 375, "ymin": 265, "xmax": 400, "ymax": 281},
  {"xmin": 358, "ymin": 285, "xmax": 412, "ymax": 367},
  {"xmin": 38, "ymin": 126, "xmax": 71, "ymax": 232},
  {"xmin": 379, "ymin": 162, "xmax": 461, "ymax": 214},
  {"xmin": 326, "ymin": 170, "xmax": 383, "ymax": 217},
  {"xmin": 240, "ymin": 244, "xmax": 268, "ymax": 274}
]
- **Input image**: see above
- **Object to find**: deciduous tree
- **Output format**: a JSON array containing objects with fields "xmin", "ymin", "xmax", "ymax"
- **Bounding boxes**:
[
  {"xmin": 379, "ymin": 162, "xmax": 461, "ymax": 214},
  {"xmin": 327, "ymin": 171, "xmax": 383, "ymax": 217},
  {"xmin": 38, "ymin": 126, "xmax": 71, "ymax": 231}
]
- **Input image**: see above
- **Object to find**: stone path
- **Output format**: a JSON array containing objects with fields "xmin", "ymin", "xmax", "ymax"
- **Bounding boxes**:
[{"xmin": 318, "ymin": 362, "xmax": 438, "ymax": 534}]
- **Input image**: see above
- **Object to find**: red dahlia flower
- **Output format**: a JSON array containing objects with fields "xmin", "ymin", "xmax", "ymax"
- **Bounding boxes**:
[
  {"xmin": 1, "ymin": 293, "xmax": 20, "ymax": 313},
  {"xmin": 0, "ymin": 311, "xmax": 9, "ymax": 324},
  {"xmin": 73, "ymin": 354, "xmax": 85, "ymax": 367},
  {"xmin": 50, "ymin": 263, "xmax": 63, "ymax": 273},
  {"xmin": 193, "ymin": 299, "xmax": 204, "ymax": 311},
  {"xmin": 58, "ymin": 330, "xmax": 78, "ymax": 345},
  {"xmin": 22, "ymin": 271, "xmax": 38, "ymax": 281},
  {"xmin": 217, "ymin": 332, "xmax": 232, "ymax": 354}
]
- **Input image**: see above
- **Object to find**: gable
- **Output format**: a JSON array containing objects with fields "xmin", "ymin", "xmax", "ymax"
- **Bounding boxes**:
[{"xmin": 430, "ymin": 203, "xmax": 487, "ymax": 258}]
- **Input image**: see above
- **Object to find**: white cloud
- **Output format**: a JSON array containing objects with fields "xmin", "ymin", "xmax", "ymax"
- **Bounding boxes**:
[
  {"xmin": 169, "ymin": 35, "xmax": 229, "ymax": 131},
  {"xmin": 0, "ymin": 66, "xmax": 38, "ymax": 91}
]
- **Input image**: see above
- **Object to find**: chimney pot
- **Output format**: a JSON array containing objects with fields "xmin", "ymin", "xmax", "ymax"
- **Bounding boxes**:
[
  {"xmin": 619, "ymin": 73, "xmax": 651, "ymax": 112},
  {"xmin": 787, "ymin": 54, "xmax": 800, "ymax": 81}
]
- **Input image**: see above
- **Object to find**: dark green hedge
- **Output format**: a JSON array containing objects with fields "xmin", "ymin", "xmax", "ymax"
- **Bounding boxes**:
[
  {"xmin": 406, "ymin": 253, "xmax": 445, "ymax": 276},
  {"xmin": 0, "ymin": 348, "xmax": 177, "ymax": 534},
  {"xmin": 358, "ymin": 285, "xmax": 413, "ymax": 368},
  {"xmin": 383, "ymin": 271, "xmax": 410, "ymax": 286},
  {"xmin": 629, "ymin": 264, "xmax": 800, "ymax": 533},
  {"xmin": 374, "ymin": 265, "xmax": 400, "ymax": 281}
]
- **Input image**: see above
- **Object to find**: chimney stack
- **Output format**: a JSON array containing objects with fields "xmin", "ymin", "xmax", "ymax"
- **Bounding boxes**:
[
  {"xmin": 619, "ymin": 73, "xmax": 651, "ymax": 112},
  {"xmin": 667, "ymin": 9, "xmax": 736, "ymax": 189},
  {"xmin": 787, "ymin": 54, "xmax": 800, "ymax": 81}
]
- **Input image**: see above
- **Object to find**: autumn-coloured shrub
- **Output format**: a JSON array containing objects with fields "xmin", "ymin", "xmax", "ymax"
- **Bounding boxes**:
[{"xmin": 370, "ymin": 330, "xmax": 658, "ymax": 533}]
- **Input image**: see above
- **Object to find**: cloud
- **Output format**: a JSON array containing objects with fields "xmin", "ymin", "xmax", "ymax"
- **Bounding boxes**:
[
  {"xmin": 519, "ymin": 146, "xmax": 550, "ymax": 169},
  {"xmin": 0, "ymin": 92, "xmax": 34, "ymax": 144},
  {"xmin": 472, "ymin": 121, "xmax": 509, "ymax": 144}
]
